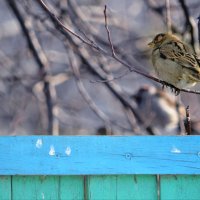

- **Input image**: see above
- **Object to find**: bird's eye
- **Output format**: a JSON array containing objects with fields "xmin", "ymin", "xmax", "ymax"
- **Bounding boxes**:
[
  {"xmin": 157, "ymin": 35, "xmax": 163, "ymax": 42},
  {"xmin": 155, "ymin": 34, "xmax": 165, "ymax": 42}
]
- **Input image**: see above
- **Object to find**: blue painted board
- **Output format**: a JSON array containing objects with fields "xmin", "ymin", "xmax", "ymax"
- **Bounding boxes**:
[{"xmin": 0, "ymin": 136, "xmax": 200, "ymax": 175}]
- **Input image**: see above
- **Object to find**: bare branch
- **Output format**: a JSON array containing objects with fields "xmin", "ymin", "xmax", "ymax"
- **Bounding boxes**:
[
  {"xmin": 36, "ymin": 0, "xmax": 200, "ymax": 96},
  {"xmin": 104, "ymin": 5, "xmax": 116, "ymax": 57},
  {"xmin": 147, "ymin": 0, "xmax": 178, "ymax": 34},
  {"xmin": 42, "ymin": 21, "xmax": 138, "ymax": 132},
  {"xmin": 34, "ymin": 1, "xmax": 144, "ymax": 75},
  {"xmin": 165, "ymin": 0, "xmax": 172, "ymax": 33},
  {"xmin": 67, "ymin": 46, "xmax": 113, "ymax": 135},
  {"xmin": 90, "ymin": 69, "xmax": 130, "ymax": 83},
  {"xmin": 178, "ymin": 0, "xmax": 195, "ymax": 51},
  {"xmin": 7, "ymin": 0, "xmax": 57, "ymax": 135},
  {"xmin": 184, "ymin": 105, "xmax": 191, "ymax": 135}
]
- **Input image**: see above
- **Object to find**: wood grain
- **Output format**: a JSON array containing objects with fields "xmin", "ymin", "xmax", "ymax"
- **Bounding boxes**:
[
  {"xmin": 0, "ymin": 176, "xmax": 11, "ymax": 200},
  {"xmin": 160, "ymin": 175, "xmax": 200, "ymax": 199},
  {"xmin": 59, "ymin": 176, "xmax": 84, "ymax": 199},
  {"xmin": 1, "ymin": 175, "xmax": 200, "ymax": 199},
  {"xmin": 1, "ymin": 136, "xmax": 200, "ymax": 175},
  {"xmin": 12, "ymin": 176, "xmax": 59, "ymax": 200},
  {"xmin": 116, "ymin": 175, "xmax": 157, "ymax": 199}
]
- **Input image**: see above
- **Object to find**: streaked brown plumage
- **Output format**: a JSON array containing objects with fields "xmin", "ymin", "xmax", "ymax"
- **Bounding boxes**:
[{"xmin": 148, "ymin": 33, "xmax": 200, "ymax": 92}]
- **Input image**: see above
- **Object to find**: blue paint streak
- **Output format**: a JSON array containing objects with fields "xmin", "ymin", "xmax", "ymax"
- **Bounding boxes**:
[{"xmin": 0, "ymin": 136, "xmax": 200, "ymax": 175}]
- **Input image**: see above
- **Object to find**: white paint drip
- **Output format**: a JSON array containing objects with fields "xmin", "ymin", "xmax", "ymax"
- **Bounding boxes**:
[
  {"xmin": 65, "ymin": 146, "xmax": 71, "ymax": 156},
  {"xmin": 41, "ymin": 192, "xmax": 45, "ymax": 200},
  {"xmin": 171, "ymin": 146, "xmax": 181, "ymax": 153},
  {"xmin": 49, "ymin": 145, "xmax": 55, "ymax": 156},
  {"xmin": 36, "ymin": 139, "xmax": 43, "ymax": 149}
]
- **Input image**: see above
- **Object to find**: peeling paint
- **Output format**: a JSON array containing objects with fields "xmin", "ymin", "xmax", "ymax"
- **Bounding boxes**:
[
  {"xmin": 36, "ymin": 139, "xmax": 43, "ymax": 149},
  {"xmin": 49, "ymin": 145, "xmax": 55, "ymax": 156},
  {"xmin": 171, "ymin": 146, "xmax": 181, "ymax": 153},
  {"xmin": 65, "ymin": 146, "xmax": 71, "ymax": 156}
]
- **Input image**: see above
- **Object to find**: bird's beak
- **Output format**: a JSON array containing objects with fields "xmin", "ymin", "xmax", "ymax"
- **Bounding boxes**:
[{"xmin": 148, "ymin": 41, "xmax": 154, "ymax": 48}]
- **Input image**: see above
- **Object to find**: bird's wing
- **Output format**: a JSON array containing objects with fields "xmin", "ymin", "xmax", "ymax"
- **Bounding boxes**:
[
  {"xmin": 159, "ymin": 41, "xmax": 200, "ymax": 73},
  {"xmin": 195, "ymin": 55, "xmax": 200, "ymax": 65}
]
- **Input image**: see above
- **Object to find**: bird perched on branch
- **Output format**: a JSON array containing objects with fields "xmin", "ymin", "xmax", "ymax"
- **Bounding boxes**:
[{"xmin": 148, "ymin": 33, "xmax": 200, "ymax": 95}]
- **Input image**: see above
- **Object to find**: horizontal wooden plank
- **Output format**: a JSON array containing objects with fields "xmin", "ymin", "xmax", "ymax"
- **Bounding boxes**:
[{"xmin": 1, "ymin": 136, "xmax": 200, "ymax": 175}]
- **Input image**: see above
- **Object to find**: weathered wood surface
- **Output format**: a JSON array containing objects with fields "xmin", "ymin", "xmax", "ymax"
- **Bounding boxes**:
[
  {"xmin": 160, "ymin": 175, "xmax": 200, "ymax": 199},
  {"xmin": 86, "ymin": 175, "xmax": 157, "ymax": 200},
  {"xmin": 1, "ymin": 175, "xmax": 200, "ymax": 200},
  {"xmin": 0, "ymin": 175, "xmax": 158, "ymax": 200},
  {"xmin": 1, "ymin": 136, "xmax": 200, "ymax": 175}
]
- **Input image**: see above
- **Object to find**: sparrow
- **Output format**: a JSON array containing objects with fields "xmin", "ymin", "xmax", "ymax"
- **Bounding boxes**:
[{"xmin": 148, "ymin": 33, "xmax": 200, "ymax": 95}]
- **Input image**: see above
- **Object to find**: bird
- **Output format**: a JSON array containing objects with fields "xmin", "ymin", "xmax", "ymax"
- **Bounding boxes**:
[{"xmin": 148, "ymin": 33, "xmax": 200, "ymax": 95}]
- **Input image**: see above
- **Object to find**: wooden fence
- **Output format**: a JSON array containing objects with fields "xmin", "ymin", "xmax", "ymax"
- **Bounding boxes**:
[{"xmin": 1, "ymin": 136, "xmax": 200, "ymax": 199}]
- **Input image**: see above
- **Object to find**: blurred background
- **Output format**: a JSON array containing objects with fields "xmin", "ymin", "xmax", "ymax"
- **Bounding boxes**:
[{"xmin": 1, "ymin": 0, "xmax": 200, "ymax": 135}]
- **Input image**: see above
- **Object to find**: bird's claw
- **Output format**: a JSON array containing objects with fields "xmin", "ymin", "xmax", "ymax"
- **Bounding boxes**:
[{"xmin": 160, "ymin": 81, "xmax": 180, "ymax": 95}]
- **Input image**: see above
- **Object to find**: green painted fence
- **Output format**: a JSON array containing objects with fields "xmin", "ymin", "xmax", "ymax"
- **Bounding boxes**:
[{"xmin": 1, "ymin": 175, "xmax": 200, "ymax": 200}]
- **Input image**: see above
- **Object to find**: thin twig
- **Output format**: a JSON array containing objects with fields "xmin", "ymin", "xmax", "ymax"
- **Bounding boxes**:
[
  {"xmin": 104, "ymin": 5, "xmax": 116, "ymax": 57},
  {"xmin": 166, "ymin": 0, "xmax": 172, "ymax": 33},
  {"xmin": 37, "ymin": 0, "xmax": 107, "ymax": 55},
  {"xmin": 36, "ymin": 0, "xmax": 158, "ymax": 134},
  {"xmin": 147, "ymin": 0, "xmax": 178, "ymax": 33},
  {"xmin": 36, "ymin": 0, "xmax": 200, "ymax": 96},
  {"xmin": 90, "ymin": 69, "xmax": 130, "ymax": 83},
  {"xmin": 178, "ymin": 0, "xmax": 195, "ymax": 51},
  {"xmin": 67, "ymin": 46, "xmax": 113, "ymax": 135}
]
